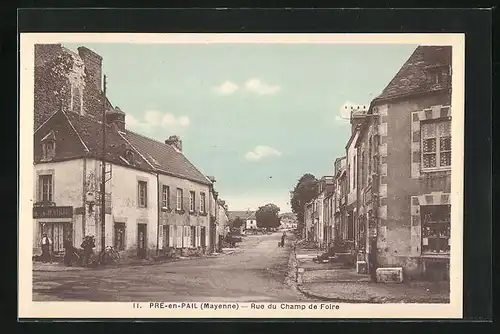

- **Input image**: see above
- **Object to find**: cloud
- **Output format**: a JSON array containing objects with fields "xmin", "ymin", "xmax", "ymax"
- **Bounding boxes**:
[
  {"xmin": 125, "ymin": 110, "xmax": 190, "ymax": 133},
  {"xmin": 245, "ymin": 145, "xmax": 282, "ymax": 162},
  {"xmin": 245, "ymin": 79, "xmax": 281, "ymax": 95},
  {"xmin": 214, "ymin": 80, "xmax": 239, "ymax": 95},
  {"xmin": 336, "ymin": 101, "xmax": 369, "ymax": 123}
]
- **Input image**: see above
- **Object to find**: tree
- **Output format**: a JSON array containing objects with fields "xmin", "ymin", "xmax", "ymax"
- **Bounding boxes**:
[
  {"xmin": 290, "ymin": 173, "xmax": 319, "ymax": 232},
  {"xmin": 255, "ymin": 203, "xmax": 281, "ymax": 229},
  {"xmin": 231, "ymin": 217, "xmax": 245, "ymax": 229}
]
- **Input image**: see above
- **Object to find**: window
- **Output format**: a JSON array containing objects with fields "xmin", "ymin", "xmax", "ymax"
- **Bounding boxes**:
[
  {"xmin": 200, "ymin": 226, "xmax": 206, "ymax": 247},
  {"xmin": 42, "ymin": 141, "xmax": 55, "ymax": 160},
  {"xmin": 421, "ymin": 205, "xmax": 451, "ymax": 254},
  {"xmin": 183, "ymin": 226, "xmax": 190, "ymax": 247},
  {"xmin": 189, "ymin": 191, "xmax": 195, "ymax": 212},
  {"xmin": 39, "ymin": 174, "xmax": 53, "ymax": 202},
  {"xmin": 191, "ymin": 226, "xmax": 196, "ymax": 247},
  {"xmin": 138, "ymin": 181, "xmax": 148, "ymax": 208},
  {"xmin": 421, "ymin": 120, "xmax": 451, "ymax": 169},
  {"xmin": 176, "ymin": 226, "xmax": 182, "ymax": 248},
  {"xmin": 200, "ymin": 192, "xmax": 206, "ymax": 213},
  {"xmin": 162, "ymin": 185, "xmax": 170, "ymax": 209},
  {"xmin": 176, "ymin": 188, "xmax": 183, "ymax": 210},
  {"xmin": 125, "ymin": 150, "xmax": 135, "ymax": 164},
  {"xmin": 114, "ymin": 223, "xmax": 125, "ymax": 251}
]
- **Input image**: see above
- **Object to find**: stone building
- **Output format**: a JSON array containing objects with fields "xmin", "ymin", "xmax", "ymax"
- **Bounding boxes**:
[{"xmin": 352, "ymin": 45, "xmax": 453, "ymax": 280}]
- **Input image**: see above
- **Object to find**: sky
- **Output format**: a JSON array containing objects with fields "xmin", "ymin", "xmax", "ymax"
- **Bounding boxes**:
[{"xmin": 65, "ymin": 42, "xmax": 417, "ymax": 213}]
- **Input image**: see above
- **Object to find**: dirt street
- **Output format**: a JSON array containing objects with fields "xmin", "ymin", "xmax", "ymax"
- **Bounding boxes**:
[{"xmin": 33, "ymin": 232, "xmax": 313, "ymax": 302}]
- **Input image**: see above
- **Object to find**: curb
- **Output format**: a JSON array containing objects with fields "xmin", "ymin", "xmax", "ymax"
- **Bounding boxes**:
[
  {"xmin": 296, "ymin": 284, "xmax": 377, "ymax": 303},
  {"xmin": 33, "ymin": 248, "xmax": 245, "ymax": 272}
]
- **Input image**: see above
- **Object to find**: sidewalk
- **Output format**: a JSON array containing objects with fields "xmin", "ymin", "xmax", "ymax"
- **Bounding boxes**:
[
  {"xmin": 32, "ymin": 247, "xmax": 242, "ymax": 272},
  {"xmin": 294, "ymin": 246, "xmax": 450, "ymax": 303}
]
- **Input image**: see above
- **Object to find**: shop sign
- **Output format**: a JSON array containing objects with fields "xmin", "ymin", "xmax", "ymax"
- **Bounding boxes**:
[{"xmin": 33, "ymin": 206, "xmax": 73, "ymax": 219}]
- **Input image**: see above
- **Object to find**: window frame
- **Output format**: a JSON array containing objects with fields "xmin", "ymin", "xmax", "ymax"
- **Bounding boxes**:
[
  {"xmin": 162, "ymin": 185, "xmax": 170, "ymax": 209},
  {"xmin": 200, "ymin": 192, "xmax": 206, "ymax": 214},
  {"xmin": 189, "ymin": 191, "xmax": 196, "ymax": 212},
  {"xmin": 420, "ymin": 119, "xmax": 452, "ymax": 172},
  {"xmin": 421, "ymin": 204, "xmax": 451, "ymax": 255},
  {"xmin": 137, "ymin": 180, "xmax": 148, "ymax": 208},
  {"xmin": 39, "ymin": 174, "xmax": 53, "ymax": 202},
  {"xmin": 42, "ymin": 140, "xmax": 56, "ymax": 160},
  {"xmin": 176, "ymin": 188, "xmax": 183, "ymax": 211}
]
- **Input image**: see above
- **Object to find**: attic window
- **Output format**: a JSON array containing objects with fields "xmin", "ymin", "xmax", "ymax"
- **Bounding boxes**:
[
  {"xmin": 42, "ymin": 141, "xmax": 55, "ymax": 160},
  {"xmin": 41, "ymin": 131, "xmax": 56, "ymax": 160},
  {"xmin": 426, "ymin": 66, "xmax": 449, "ymax": 86},
  {"xmin": 125, "ymin": 150, "xmax": 135, "ymax": 164}
]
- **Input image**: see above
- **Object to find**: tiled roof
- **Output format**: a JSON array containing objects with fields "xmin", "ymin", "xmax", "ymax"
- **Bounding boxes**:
[
  {"xmin": 227, "ymin": 211, "xmax": 255, "ymax": 221},
  {"xmin": 122, "ymin": 130, "xmax": 212, "ymax": 185},
  {"xmin": 64, "ymin": 111, "xmax": 155, "ymax": 172},
  {"xmin": 375, "ymin": 46, "xmax": 452, "ymax": 101}
]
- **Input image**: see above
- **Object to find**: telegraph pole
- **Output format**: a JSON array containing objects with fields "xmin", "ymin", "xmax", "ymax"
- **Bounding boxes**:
[{"xmin": 100, "ymin": 74, "xmax": 107, "ymax": 253}]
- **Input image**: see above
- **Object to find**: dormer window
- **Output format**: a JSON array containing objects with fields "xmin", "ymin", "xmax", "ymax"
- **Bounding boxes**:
[
  {"xmin": 125, "ymin": 149, "xmax": 135, "ymax": 164},
  {"xmin": 426, "ymin": 65, "xmax": 449, "ymax": 86},
  {"xmin": 41, "ymin": 131, "xmax": 56, "ymax": 161}
]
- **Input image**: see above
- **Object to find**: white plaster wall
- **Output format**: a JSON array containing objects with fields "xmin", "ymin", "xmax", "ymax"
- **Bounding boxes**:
[
  {"xmin": 33, "ymin": 159, "xmax": 85, "ymax": 252},
  {"xmin": 110, "ymin": 163, "xmax": 158, "ymax": 253}
]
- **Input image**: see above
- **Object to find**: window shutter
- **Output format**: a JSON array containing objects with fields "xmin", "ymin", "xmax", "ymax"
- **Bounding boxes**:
[
  {"xmin": 176, "ymin": 226, "xmax": 182, "ymax": 248},
  {"xmin": 184, "ymin": 226, "xmax": 190, "ymax": 247},
  {"xmin": 158, "ymin": 225, "xmax": 164, "ymax": 249},
  {"xmin": 169, "ymin": 225, "xmax": 174, "ymax": 247},
  {"xmin": 137, "ymin": 182, "xmax": 140, "ymax": 206},
  {"xmin": 196, "ymin": 226, "xmax": 201, "ymax": 247}
]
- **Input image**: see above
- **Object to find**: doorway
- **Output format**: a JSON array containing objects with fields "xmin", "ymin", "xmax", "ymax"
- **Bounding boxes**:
[
  {"xmin": 137, "ymin": 223, "xmax": 147, "ymax": 259},
  {"xmin": 40, "ymin": 222, "xmax": 73, "ymax": 254}
]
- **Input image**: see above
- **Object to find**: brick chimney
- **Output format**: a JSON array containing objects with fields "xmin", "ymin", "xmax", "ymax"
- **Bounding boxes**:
[
  {"xmin": 105, "ymin": 106, "xmax": 126, "ymax": 131},
  {"xmin": 77, "ymin": 46, "xmax": 103, "ymax": 90},
  {"xmin": 165, "ymin": 135, "xmax": 182, "ymax": 152}
]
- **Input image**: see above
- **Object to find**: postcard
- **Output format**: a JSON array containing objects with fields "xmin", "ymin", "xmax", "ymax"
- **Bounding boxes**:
[{"xmin": 19, "ymin": 32, "xmax": 464, "ymax": 319}]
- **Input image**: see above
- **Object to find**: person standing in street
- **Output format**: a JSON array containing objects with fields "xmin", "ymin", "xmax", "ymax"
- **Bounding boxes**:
[
  {"xmin": 281, "ymin": 231, "xmax": 286, "ymax": 248},
  {"xmin": 40, "ymin": 233, "xmax": 52, "ymax": 263},
  {"xmin": 63, "ymin": 238, "xmax": 76, "ymax": 266},
  {"xmin": 81, "ymin": 235, "xmax": 95, "ymax": 267}
]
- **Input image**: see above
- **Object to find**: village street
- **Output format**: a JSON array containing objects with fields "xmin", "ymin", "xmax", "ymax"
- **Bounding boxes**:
[{"xmin": 33, "ymin": 232, "xmax": 313, "ymax": 302}]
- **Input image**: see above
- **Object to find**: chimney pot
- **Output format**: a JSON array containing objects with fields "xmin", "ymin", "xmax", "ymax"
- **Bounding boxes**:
[{"xmin": 165, "ymin": 135, "xmax": 182, "ymax": 152}]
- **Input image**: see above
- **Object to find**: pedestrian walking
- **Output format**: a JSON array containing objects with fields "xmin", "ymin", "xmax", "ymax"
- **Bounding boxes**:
[
  {"xmin": 281, "ymin": 231, "xmax": 286, "ymax": 248},
  {"xmin": 40, "ymin": 233, "xmax": 52, "ymax": 263}
]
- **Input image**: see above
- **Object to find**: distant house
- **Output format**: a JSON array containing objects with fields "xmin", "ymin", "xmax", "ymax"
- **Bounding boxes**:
[
  {"xmin": 227, "ymin": 210, "xmax": 257, "ymax": 230},
  {"xmin": 279, "ymin": 213, "xmax": 298, "ymax": 229}
]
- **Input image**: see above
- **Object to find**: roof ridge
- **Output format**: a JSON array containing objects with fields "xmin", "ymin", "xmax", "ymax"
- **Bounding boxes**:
[{"xmin": 375, "ymin": 46, "xmax": 419, "ymax": 100}]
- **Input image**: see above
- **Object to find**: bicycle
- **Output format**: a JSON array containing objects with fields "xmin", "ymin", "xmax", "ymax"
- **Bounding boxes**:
[{"xmin": 99, "ymin": 245, "xmax": 121, "ymax": 266}]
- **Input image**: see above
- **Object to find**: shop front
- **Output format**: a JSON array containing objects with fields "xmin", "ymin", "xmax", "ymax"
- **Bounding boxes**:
[
  {"xmin": 411, "ymin": 192, "xmax": 451, "ymax": 281},
  {"xmin": 33, "ymin": 204, "xmax": 74, "ymax": 256}
]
